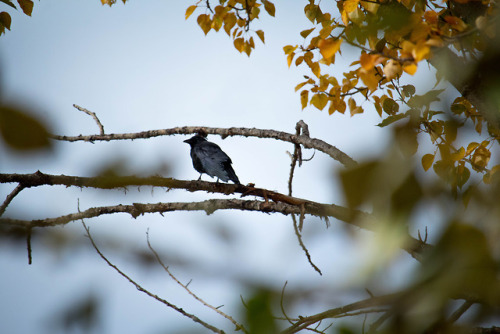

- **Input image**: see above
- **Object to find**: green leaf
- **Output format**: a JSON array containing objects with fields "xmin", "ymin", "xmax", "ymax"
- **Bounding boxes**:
[
  {"xmin": 382, "ymin": 98, "xmax": 399, "ymax": 115},
  {"xmin": 17, "ymin": 0, "xmax": 33, "ymax": 16},
  {"xmin": 402, "ymin": 84, "xmax": 416, "ymax": 97},
  {"xmin": 377, "ymin": 113, "xmax": 405, "ymax": 127},
  {"xmin": 0, "ymin": 106, "xmax": 52, "ymax": 151},
  {"xmin": 407, "ymin": 89, "xmax": 445, "ymax": 109}
]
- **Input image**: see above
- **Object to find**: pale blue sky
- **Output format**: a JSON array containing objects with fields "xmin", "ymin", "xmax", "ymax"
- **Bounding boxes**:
[{"xmin": 0, "ymin": 1, "xmax": 434, "ymax": 333}]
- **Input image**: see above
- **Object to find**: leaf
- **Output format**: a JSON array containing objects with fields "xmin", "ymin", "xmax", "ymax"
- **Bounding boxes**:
[
  {"xmin": 318, "ymin": 38, "xmax": 342, "ymax": 60},
  {"xmin": 343, "ymin": 0, "xmax": 360, "ymax": 13},
  {"xmin": 0, "ymin": 0, "xmax": 16, "ymax": 9},
  {"xmin": 310, "ymin": 93, "xmax": 328, "ymax": 111},
  {"xmin": 471, "ymin": 146, "xmax": 491, "ymax": 171},
  {"xmin": 382, "ymin": 98, "xmax": 399, "ymax": 115},
  {"xmin": 383, "ymin": 60, "xmax": 402, "ymax": 81},
  {"xmin": 234, "ymin": 37, "xmax": 245, "ymax": 52},
  {"xmin": 0, "ymin": 106, "xmax": 52, "ymax": 150},
  {"xmin": 185, "ymin": 5, "xmax": 196, "ymax": 20},
  {"xmin": 422, "ymin": 153, "xmax": 435, "ymax": 171},
  {"xmin": 256, "ymin": 29, "xmax": 265, "ymax": 43},
  {"xmin": 261, "ymin": 0, "xmax": 275, "ymax": 17},
  {"xmin": 310, "ymin": 61, "xmax": 320, "ymax": 77},
  {"xmin": 360, "ymin": 53, "xmax": 378, "ymax": 71},
  {"xmin": 465, "ymin": 142, "xmax": 479, "ymax": 156},
  {"xmin": 300, "ymin": 28, "xmax": 315, "ymax": 39},
  {"xmin": 17, "ymin": 0, "xmax": 33, "ymax": 16},
  {"xmin": 402, "ymin": 85, "xmax": 416, "ymax": 97},
  {"xmin": 407, "ymin": 89, "xmax": 445, "ymax": 109},
  {"xmin": 287, "ymin": 52, "xmax": 295, "ymax": 68},
  {"xmin": 0, "ymin": 11, "xmax": 11, "ymax": 30},
  {"xmin": 403, "ymin": 63, "xmax": 417, "ymax": 75},
  {"xmin": 197, "ymin": 14, "xmax": 211, "ymax": 35},
  {"xmin": 377, "ymin": 113, "xmax": 405, "ymax": 127},
  {"xmin": 456, "ymin": 164, "xmax": 470, "ymax": 188},
  {"xmin": 359, "ymin": 69, "xmax": 378, "ymax": 92},
  {"xmin": 283, "ymin": 45, "xmax": 298, "ymax": 55},
  {"xmin": 300, "ymin": 90, "xmax": 309, "ymax": 110},
  {"xmin": 450, "ymin": 147, "xmax": 465, "ymax": 161}
]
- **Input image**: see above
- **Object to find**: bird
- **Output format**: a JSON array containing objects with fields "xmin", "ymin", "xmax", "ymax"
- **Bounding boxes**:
[{"xmin": 183, "ymin": 134, "xmax": 240, "ymax": 184}]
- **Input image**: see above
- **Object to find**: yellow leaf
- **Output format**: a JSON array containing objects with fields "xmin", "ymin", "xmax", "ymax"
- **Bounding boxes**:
[
  {"xmin": 310, "ymin": 62, "xmax": 321, "ymax": 77},
  {"xmin": 311, "ymin": 93, "xmax": 328, "ymax": 110},
  {"xmin": 318, "ymin": 38, "xmax": 342, "ymax": 60},
  {"xmin": 471, "ymin": 146, "xmax": 491, "ymax": 171},
  {"xmin": 262, "ymin": 0, "xmax": 276, "ymax": 17},
  {"xmin": 224, "ymin": 13, "xmax": 237, "ymax": 36},
  {"xmin": 283, "ymin": 45, "xmax": 298, "ymax": 55},
  {"xmin": 185, "ymin": 5, "xmax": 196, "ymax": 20},
  {"xmin": 359, "ymin": 69, "xmax": 379, "ymax": 92},
  {"xmin": 412, "ymin": 42, "xmax": 430, "ymax": 62},
  {"xmin": 344, "ymin": 0, "xmax": 360, "ymax": 13},
  {"xmin": 360, "ymin": 1, "xmax": 379, "ymax": 13},
  {"xmin": 403, "ymin": 63, "xmax": 417, "ymax": 75},
  {"xmin": 197, "ymin": 14, "xmax": 211, "ymax": 35},
  {"xmin": 341, "ymin": 10, "xmax": 349, "ymax": 26},
  {"xmin": 466, "ymin": 142, "xmax": 479, "ymax": 155},
  {"xmin": 422, "ymin": 153, "xmax": 435, "ymax": 171},
  {"xmin": 287, "ymin": 52, "xmax": 295, "ymax": 68},
  {"xmin": 295, "ymin": 81, "xmax": 308, "ymax": 92},
  {"xmin": 383, "ymin": 60, "xmax": 402, "ymax": 81},
  {"xmin": 234, "ymin": 37, "xmax": 245, "ymax": 52},
  {"xmin": 300, "ymin": 90, "xmax": 309, "ymax": 110},
  {"xmin": 360, "ymin": 53, "xmax": 379, "ymax": 71},
  {"xmin": 256, "ymin": 30, "xmax": 265, "ymax": 43},
  {"xmin": 300, "ymin": 28, "xmax": 315, "ymax": 38},
  {"xmin": 450, "ymin": 147, "xmax": 466, "ymax": 161},
  {"xmin": 424, "ymin": 10, "xmax": 438, "ymax": 25}
]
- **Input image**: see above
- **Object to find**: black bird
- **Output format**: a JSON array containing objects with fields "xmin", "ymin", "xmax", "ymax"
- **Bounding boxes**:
[{"xmin": 184, "ymin": 135, "xmax": 240, "ymax": 184}]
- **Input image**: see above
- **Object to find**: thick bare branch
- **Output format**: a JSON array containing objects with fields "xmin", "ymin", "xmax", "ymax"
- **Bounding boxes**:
[
  {"xmin": 50, "ymin": 125, "xmax": 357, "ymax": 168},
  {"xmin": 0, "ymin": 171, "xmax": 430, "ymax": 260}
]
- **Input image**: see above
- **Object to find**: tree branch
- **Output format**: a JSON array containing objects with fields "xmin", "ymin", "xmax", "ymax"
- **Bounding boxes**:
[
  {"xmin": 0, "ymin": 183, "xmax": 25, "ymax": 217},
  {"xmin": 146, "ymin": 232, "xmax": 248, "ymax": 333},
  {"xmin": 50, "ymin": 125, "xmax": 357, "ymax": 168},
  {"xmin": 82, "ymin": 222, "xmax": 224, "ymax": 334},
  {"xmin": 281, "ymin": 294, "xmax": 397, "ymax": 334},
  {"xmin": 0, "ymin": 171, "xmax": 431, "ymax": 260}
]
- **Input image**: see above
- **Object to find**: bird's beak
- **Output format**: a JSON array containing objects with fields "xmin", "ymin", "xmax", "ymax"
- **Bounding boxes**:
[{"xmin": 183, "ymin": 139, "xmax": 189, "ymax": 143}]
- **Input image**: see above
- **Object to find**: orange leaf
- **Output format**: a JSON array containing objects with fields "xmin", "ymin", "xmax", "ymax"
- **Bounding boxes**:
[{"xmin": 403, "ymin": 63, "xmax": 417, "ymax": 75}]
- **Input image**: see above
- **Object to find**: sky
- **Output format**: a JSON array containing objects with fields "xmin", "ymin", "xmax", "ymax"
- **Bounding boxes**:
[{"xmin": 0, "ymin": 1, "xmax": 436, "ymax": 333}]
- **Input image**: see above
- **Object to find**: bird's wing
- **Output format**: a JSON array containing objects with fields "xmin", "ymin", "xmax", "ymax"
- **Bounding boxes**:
[{"xmin": 193, "ymin": 142, "xmax": 232, "ymax": 181}]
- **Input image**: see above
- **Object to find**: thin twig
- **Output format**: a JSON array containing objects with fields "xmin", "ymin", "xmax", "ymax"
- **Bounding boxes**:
[
  {"xmin": 26, "ymin": 227, "xmax": 32, "ymax": 265},
  {"xmin": 73, "ymin": 104, "xmax": 105, "ymax": 135},
  {"xmin": 81, "ymin": 221, "xmax": 224, "ymax": 334},
  {"xmin": 292, "ymin": 214, "xmax": 322, "ymax": 275},
  {"xmin": 0, "ymin": 183, "xmax": 26, "ymax": 217},
  {"xmin": 146, "ymin": 231, "xmax": 248, "ymax": 333}
]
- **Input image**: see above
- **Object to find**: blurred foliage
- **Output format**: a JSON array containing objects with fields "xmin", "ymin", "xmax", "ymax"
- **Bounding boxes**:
[
  {"xmin": 0, "ymin": 0, "xmax": 33, "ymax": 36},
  {"xmin": 243, "ymin": 289, "xmax": 278, "ymax": 334},
  {"xmin": 0, "ymin": 105, "xmax": 52, "ymax": 151}
]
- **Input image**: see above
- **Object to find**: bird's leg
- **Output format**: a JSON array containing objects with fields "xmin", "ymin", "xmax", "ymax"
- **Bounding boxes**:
[
  {"xmin": 198, "ymin": 174, "xmax": 202, "ymax": 181},
  {"xmin": 216, "ymin": 178, "xmax": 220, "ymax": 183}
]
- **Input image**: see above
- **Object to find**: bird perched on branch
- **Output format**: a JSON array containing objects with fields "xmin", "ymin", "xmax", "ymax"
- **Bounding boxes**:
[{"xmin": 184, "ymin": 134, "xmax": 240, "ymax": 184}]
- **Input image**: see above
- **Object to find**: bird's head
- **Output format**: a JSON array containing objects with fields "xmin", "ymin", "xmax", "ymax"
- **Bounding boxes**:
[{"xmin": 183, "ymin": 135, "xmax": 207, "ymax": 146}]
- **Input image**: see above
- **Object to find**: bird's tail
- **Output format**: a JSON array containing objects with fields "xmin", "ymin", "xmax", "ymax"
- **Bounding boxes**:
[{"xmin": 225, "ymin": 163, "xmax": 240, "ymax": 185}]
